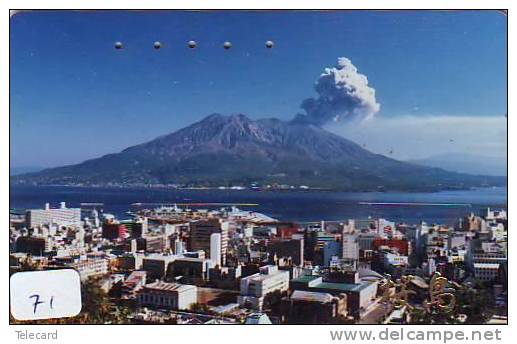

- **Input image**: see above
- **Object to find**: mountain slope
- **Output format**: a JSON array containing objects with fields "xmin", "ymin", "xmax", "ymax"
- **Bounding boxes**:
[
  {"xmin": 12, "ymin": 114, "xmax": 506, "ymax": 191},
  {"xmin": 10, "ymin": 166, "xmax": 44, "ymax": 176}
]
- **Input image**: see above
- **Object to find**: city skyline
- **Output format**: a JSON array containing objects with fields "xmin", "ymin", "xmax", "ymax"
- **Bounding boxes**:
[{"xmin": 10, "ymin": 197, "xmax": 508, "ymax": 324}]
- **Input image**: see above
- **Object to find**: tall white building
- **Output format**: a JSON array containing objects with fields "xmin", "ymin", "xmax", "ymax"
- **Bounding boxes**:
[
  {"xmin": 238, "ymin": 265, "xmax": 289, "ymax": 310},
  {"xmin": 343, "ymin": 219, "xmax": 355, "ymax": 233},
  {"xmin": 342, "ymin": 233, "xmax": 359, "ymax": 261},
  {"xmin": 89, "ymin": 208, "xmax": 100, "ymax": 227},
  {"xmin": 174, "ymin": 238, "xmax": 184, "ymax": 255},
  {"xmin": 26, "ymin": 202, "xmax": 81, "ymax": 229},
  {"xmin": 189, "ymin": 219, "xmax": 228, "ymax": 265},
  {"xmin": 378, "ymin": 218, "xmax": 395, "ymax": 237},
  {"xmin": 210, "ymin": 232, "xmax": 222, "ymax": 267}
]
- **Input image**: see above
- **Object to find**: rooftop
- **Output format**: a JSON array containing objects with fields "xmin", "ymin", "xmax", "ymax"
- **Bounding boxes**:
[
  {"xmin": 125, "ymin": 270, "xmax": 146, "ymax": 283},
  {"xmin": 291, "ymin": 275, "xmax": 320, "ymax": 284},
  {"xmin": 142, "ymin": 280, "xmax": 196, "ymax": 293},
  {"xmin": 290, "ymin": 290, "xmax": 334, "ymax": 303},
  {"xmin": 474, "ymin": 263, "xmax": 501, "ymax": 269},
  {"xmin": 142, "ymin": 253, "xmax": 178, "ymax": 262},
  {"xmin": 291, "ymin": 272, "xmax": 375, "ymax": 293},
  {"xmin": 487, "ymin": 315, "xmax": 508, "ymax": 325},
  {"xmin": 248, "ymin": 269, "xmax": 289, "ymax": 282},
  {"xmin": 173, "ymin": 257, "xmax": 206, "ymax": 263},
  {"xmin": 245, "ymin": 313, "xmax": 272, "ymax": 325},
  {"xmin": 358, "ymin": 267, "xmax": 384, "ymax": 280},
  {"xmin": 314, "ymin": 281, "xmax": 374, "ymax": 293}
]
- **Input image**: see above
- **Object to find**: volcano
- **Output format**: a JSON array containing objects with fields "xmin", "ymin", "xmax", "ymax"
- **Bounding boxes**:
[{"xmin": 12, "ymin": 113, "xmax": 505, "ymax": 191}]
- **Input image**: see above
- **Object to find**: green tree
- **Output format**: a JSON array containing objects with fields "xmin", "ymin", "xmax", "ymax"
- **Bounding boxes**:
[
  {"xmin": 454, "ymin": 284, "xmax": 493, "ymax": 324},
  {"xmin": 189, "ymin": 302, "xmax": 213, "ymax": 314}
]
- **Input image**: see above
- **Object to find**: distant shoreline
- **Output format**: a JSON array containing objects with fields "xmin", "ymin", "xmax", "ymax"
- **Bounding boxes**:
[
  {"xmin": 9, "ymin": 182, "xmax": 508, "ymax": 195},
  {"xmin": 10, "ymin": 184, "xmax": 507, "ymax": 224}
]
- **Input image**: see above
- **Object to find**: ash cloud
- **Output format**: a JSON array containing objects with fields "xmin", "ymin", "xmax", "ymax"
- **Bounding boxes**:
[{"xmin": 294, "ymin": 57, "xmax": 380, "ymax": 126}]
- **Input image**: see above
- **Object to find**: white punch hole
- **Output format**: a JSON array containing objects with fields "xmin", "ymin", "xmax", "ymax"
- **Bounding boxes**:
[{"xmin": 10, "ymin": 269, "xmax": 82, "ymax": 321}]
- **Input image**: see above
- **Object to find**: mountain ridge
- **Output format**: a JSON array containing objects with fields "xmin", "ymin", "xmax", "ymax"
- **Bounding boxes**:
[{"xmin": 11, "ymin": 113, "xmax": 506, "ymax": 191}]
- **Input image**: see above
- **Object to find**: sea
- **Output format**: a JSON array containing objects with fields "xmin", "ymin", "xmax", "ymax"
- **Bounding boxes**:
[{"xmin": 9, "ymin": 185, "xmax": 507, "ymax": 226}]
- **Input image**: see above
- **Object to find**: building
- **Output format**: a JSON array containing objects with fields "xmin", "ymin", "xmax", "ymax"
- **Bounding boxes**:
[
  {"xmin": 276, "ymin": 223, "xmax": 300, "ymax": 239},
  {"xmin": 210, "ymin": 233, "xmax": 221, "ymax": 266},
  {"xmin": 357, "ymin": 232, "xmax": 378, "ymax": 250},
  {"xmin": 245, "ymin": 313, "xmax": 273, "ymax": 324},
  {"xmin": 458, "ymin": 213, "xmax": 486, "ymax": 232},
  {"xmin": 342, "ymin": 233, "xmax": 359, "ymax": 262},
  {"xmin": 189, "ymin": 219, "xmax": 228, "ymax": 265},
  {"xmin": 378, "ymin": 218, "xmax": 396, "ymax": 237},
  {"xmin": 174, "ymin": 238, "xmax": 185, "ymax": 255},
  {"xmin": 122, "ymin": 271, "xmax": 147, "ymax": 296},
  {"xmin": 238, "ymin": 265, "xmax": 290, "ymax": 310},
  {"xmin": 25, "ymin": 202, "xmax": 81, "ymax": 228},
  {"xmin": 137, "ymin": 234, "xmax": 167, "ymax": 253},
  {"xmin": 62, "ymin": 256, "xmax": 109, "ymax": 281},
  {"xmin": 142, "ymin": 254, "xmax": 176, "ymax": 280},
  {"xmin": 117, "ymin": 253, "xmax": 144, "ymax": 271},
  {"xmin": 267, "ymin": 238, "xmax": 304, "ymax": 266},
  {"xmin": 208, "ymin": 265, "xmax": 242, "ymax": 288},
  {"xmin": 488, "ymin": 223, "xmax": 507, "ymax": 242},
  {"xmin": 15, "ymin": 236, "xmax": 49, "ymax": 255},
  {"xmin": 448, "ymin": 233, "xmax": 467, "ymax": 250},
  {"xmin": 383, "ymin": 252, "xmax": 409, "ymax": 269},
  {"xmin": 281, "ymin": 290, "xmax": 347, "ymax": 324},
  {"xmin": 373, "ymin": 238, "xmax": 410, "ymax": 256},
  {"xmin": 323, "ymin": 241, "xmax": 342, "ymax": 267},
  {"xmin": 474, "ymin": 263, "xmax": 501, "ymax": 282},
  {"xmin": 137, "ymin": 281, "xmax": 197, "ymax": 310},
  {"xmin": 466, "ymin": 243, "xmax": 507, "ymax": 278},
  {"xmin": 384, "ymin": 305, "xmax": 409, "ymax": 324},
  {"xmin": 102, "ymin": 223, "xmax": 127, "ymax": 240},
  {"xmin": 485, "ymin": 208, "xmax": 507, "ymax": 221},
  {"xmin": 353, "ymin": 218, "xmax": 377, "ymax": 231},
  {"xmin": 120, "ymin": 218, "xmax": 148, "ymax": 238},
  {"xmin": 290, "ymin": 275, "xmax": 378, "ymax": 319},
  {"xmin": 166, "ymin": 257, "xmax": 211, "ymax": 283}
]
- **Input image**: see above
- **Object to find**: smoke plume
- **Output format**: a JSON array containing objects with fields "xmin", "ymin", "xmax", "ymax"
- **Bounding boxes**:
[{"xmin": 295, "ymin": 57, "xmax": 380, "ymax": 126}]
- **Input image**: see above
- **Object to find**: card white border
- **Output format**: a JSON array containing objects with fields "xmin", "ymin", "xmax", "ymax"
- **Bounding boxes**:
[{"xmin": 2, "ymin": 2, "xmax": 512, "ymax": 343}]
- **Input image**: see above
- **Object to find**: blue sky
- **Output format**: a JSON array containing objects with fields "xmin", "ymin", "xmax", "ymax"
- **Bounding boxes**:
[{"xmin": 10, "ymin": 10, "xmax": 507, "ymax": 167}]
